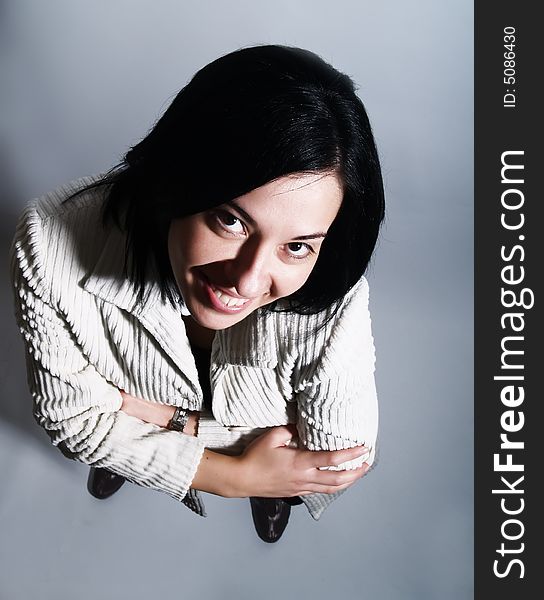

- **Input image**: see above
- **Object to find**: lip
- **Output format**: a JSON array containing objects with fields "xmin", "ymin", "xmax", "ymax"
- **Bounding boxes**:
[{"xmin": 197, "ymin": 272, "xmax": 252, "ymax": 314}]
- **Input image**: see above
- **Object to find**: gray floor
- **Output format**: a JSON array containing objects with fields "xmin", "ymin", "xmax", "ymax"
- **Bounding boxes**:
[{"xmin": 0, "ymin": 2, "xmax": 473, "ymax": 598}]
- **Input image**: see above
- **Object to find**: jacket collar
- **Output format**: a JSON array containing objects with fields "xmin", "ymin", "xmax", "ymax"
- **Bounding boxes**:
[
  {"xmin": 80, "ymin": 222, "xmax": 164, "ymax": 316},
  {"xmin": 81, "ymin": 225, "xmax": 206, "ymax": 392}
]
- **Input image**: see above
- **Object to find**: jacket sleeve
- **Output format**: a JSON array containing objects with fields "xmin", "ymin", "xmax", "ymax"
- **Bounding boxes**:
[
  {"xmin": 294, "ymin": 276, "xmax": 379, "ymax": 471},
  {"xmin": 10, "ymin": 217, "xmax": 205, "ymax": 503},
  {"xmin": 291, "ymin": 277, "xmax": 379, "ymax": 520}
]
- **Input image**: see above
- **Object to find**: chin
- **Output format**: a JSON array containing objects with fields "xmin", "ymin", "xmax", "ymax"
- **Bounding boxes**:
[
  {"xmin": 192, "ymin": 307, "xmax": 249, "ymax": 331},
  {"xmin": 187, "ymin": 303, "xmax": 253, "ymax": 331}
]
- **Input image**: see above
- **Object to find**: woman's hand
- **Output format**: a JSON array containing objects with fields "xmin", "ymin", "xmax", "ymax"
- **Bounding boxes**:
[
  {"xmin": 231, "ymin": 424, "xmax": 371, "ymax": 498},
  {"xmin": 118, "ymin": 396, "xmax": 368, "ymax": 498}
]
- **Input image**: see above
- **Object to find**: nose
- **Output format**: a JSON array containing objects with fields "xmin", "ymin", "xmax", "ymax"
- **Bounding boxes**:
[{"xmin": 225, "ymin": 238, "xmax": 272, "ymax": 299}]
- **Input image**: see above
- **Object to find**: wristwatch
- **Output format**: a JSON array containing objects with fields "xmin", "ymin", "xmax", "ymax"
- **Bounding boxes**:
[{"xmin": 167, "ymin": 406, "xmax": 190, "ymax": 432}]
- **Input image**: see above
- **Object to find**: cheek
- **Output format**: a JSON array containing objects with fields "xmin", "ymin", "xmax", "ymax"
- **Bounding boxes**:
[
  {"xmin": 273, "ymin": 263, "xmax": 316, "ymax": 298},
  {"xmin": 171, "ymin": 218, "xmax": 217, "ymax": 268}
]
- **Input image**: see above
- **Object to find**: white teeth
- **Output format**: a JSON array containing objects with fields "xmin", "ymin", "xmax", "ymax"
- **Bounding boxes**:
[{"xmin": 212, "ymin": 287, "xmax": 249, "ymax": 308}]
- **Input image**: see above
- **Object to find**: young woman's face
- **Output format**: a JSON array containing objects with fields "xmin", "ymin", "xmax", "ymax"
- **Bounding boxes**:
[{"xmin": 168, "ymin": 172, "xmax": 343, "ymax": 331}]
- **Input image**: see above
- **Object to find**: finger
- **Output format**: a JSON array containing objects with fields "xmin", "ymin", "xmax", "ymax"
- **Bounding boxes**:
[
  {"xmin": 265, "ymin": 424, "xmax": 299, "ymax": 447},
  {"xmin": 311, "ymin": 464, "xmax": 369, "ymax": 487},
  {"xmin": 299, "ymin": 480, "xmax": 361, "ymax": 496},
  {"xmin": 307, "ymin": 445, "xmax": 370, "ymax": 469},
  {"xmin": 298, "ymin": 463, "xmax": 370, "ymax": 495}
]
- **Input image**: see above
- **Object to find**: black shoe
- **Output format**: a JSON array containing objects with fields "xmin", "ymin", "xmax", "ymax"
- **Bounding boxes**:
[
  {"xmin": 87, "ymin": 467, "xmax": 126, "ymax": 499},
  {"xmin": 283, "ymin": 495, "xmax": 304, "ymax": 506},
  {"xmin": 249, "ymin": 497, "xmax": 291, "ymax": 543}
]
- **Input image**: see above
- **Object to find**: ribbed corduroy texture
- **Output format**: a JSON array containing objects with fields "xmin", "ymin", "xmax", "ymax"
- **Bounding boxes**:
[{"xmin": 10, "ymin": 177, "xmax": 379, "ymax": 520}]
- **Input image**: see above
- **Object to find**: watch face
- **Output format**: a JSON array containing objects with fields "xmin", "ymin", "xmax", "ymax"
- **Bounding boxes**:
[{"xmin": 169, "ymin": 408, "xmax": 189, "ymax": 432}]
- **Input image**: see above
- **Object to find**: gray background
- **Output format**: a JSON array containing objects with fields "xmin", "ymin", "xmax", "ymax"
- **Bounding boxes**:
[{"xmin": 0, "ymin": 1, "xmax": 473, "ymax": 598}]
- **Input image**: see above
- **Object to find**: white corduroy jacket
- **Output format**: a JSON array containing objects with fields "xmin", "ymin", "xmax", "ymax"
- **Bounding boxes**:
[{"xmin": 10, "ymin": 177, "xmax": 378, "ymax": 520}]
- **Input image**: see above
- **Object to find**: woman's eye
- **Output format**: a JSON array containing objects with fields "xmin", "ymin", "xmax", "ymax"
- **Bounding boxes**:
[
  {"xmin": 216, "ymin": 211, "xmax": 245, "ymax": 234},
  {"xmin": 286, "ymin": 242, "xmax": 313, "ymax": 260}
]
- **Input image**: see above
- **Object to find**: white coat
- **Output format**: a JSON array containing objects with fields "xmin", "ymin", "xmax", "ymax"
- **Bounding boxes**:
[{"xmin": 10, "ymin": 176, "xmax": 378, "ymax": 519}]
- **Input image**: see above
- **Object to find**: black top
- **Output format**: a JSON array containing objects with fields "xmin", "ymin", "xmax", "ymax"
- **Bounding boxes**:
[{"xmin": 190, "ymin": 343, "xmax": 212, "ymax": 411}]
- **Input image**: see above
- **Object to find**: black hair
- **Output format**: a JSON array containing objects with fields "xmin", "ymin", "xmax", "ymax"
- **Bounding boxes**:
[{"xmin": 84, "ymin": 44, "xmax": 385, "ymax": 315}]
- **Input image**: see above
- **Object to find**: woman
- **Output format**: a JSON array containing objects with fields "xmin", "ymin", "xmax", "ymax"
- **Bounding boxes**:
[{"xmin": 10, "ymin": 45, "xmax": 384, "ymax": 543}]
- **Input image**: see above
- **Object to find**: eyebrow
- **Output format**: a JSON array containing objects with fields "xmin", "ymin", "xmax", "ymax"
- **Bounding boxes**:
[{"xmin": 227, "ymin": 201, "xmax": 328, "ymax": 240}]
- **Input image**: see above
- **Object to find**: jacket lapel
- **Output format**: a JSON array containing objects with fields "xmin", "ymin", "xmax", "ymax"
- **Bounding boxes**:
[{"xmin": 81, "ymin": 224, "xmax": 201, "ymax": 395}]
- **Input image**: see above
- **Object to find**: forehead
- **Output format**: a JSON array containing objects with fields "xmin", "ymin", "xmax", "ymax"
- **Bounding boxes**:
[{"xmin": 229, "ymin": 173, "xmax": 343, "ymax": 231}]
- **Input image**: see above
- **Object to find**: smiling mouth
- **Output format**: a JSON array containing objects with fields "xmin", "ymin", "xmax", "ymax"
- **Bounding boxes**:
[
  {"xmin": 197, "ymin": 272, "xmax": 251, "ymax": 313},
  {"xmin": 210, "ymin": 287, "xmax": 250, "ymax": 308}
]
